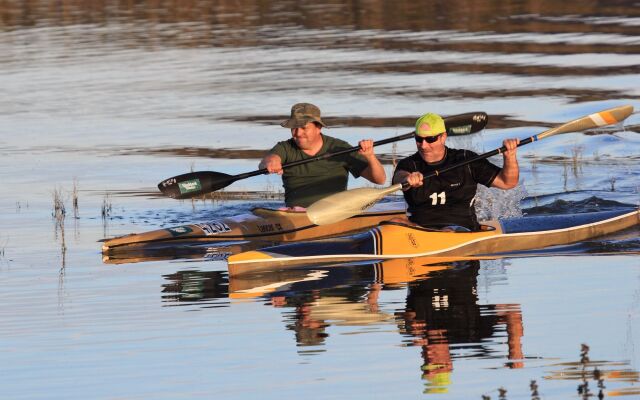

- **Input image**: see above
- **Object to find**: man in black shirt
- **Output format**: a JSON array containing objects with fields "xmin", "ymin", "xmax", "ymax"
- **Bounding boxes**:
[{"xmin": 392, "ymin": 113, "xmax": 519, "ymax": 230}]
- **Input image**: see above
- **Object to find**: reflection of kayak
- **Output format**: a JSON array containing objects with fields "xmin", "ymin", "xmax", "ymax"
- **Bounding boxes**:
[
  {"xmin": 228, "ymin": 256, "xmax": 457, "ymax": 298},
  {"xmin": 101, "ymin": 202, "xmax": 405, "ymax": 251},
  {"xmin": 228, "ymin": 209, "xmax": 639, "ymax": 273},
  {"xmin": 102, "ymin": 242, "xmax": 258, "ymax": 265}
]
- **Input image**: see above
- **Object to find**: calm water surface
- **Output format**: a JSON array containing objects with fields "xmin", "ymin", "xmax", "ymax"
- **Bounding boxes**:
[{"xmin": 1, "ymin": 1, "xmax": 639, "ymax": 399}]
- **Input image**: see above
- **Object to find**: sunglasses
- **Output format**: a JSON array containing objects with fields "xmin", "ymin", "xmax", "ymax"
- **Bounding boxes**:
[{"xmin": 414, "ymin": 133, "xmax": 442, "ymax": 144}]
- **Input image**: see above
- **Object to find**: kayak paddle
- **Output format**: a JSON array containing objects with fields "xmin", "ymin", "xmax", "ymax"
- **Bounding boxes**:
[
  {"xmin": 158, "ymin": 112, "xmax": 489, "ymax": 199},
  {"xmin": 307, "ymin": 105, "xmax": 634, "ymax": 226}
]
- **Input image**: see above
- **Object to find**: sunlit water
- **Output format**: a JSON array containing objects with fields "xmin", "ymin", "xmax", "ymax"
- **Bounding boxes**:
[{"xmin": 1, "ymin": 1, "xmax": 639, "ymax": 399}]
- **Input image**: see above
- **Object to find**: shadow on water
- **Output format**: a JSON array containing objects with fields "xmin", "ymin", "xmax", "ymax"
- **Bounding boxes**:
[{"xmin": 160, "ymin": 256, "xmax": 640, "ymax": 395}]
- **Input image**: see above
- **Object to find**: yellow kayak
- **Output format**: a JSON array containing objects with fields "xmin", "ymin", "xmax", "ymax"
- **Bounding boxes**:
[{"xmin": 228, "ymin": 209, "xmax": 639, "ymax": 275}]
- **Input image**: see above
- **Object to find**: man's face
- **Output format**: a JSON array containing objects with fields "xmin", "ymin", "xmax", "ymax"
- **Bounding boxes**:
[
  {"xmin": 291, "ymin": 122, "xmax": 322, "ymax": 150},
  {"xmin": 415, "ymin": 133, "xmax": 445, "ymax": 156}
]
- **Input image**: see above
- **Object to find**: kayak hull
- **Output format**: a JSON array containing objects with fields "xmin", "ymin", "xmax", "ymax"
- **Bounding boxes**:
[
  {"xmin": 227, "ymin": 209, "xmax": 640, "ymax": 275},
  {"xmin": 101, "ymin": 202, "xmax": 406, "ymax": 251}
]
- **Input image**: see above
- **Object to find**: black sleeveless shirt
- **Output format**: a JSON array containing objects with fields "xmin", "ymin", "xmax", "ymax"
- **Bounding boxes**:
[{"xmin": 394, "ymin": 147, "xmax": 500, "ymax": 230}]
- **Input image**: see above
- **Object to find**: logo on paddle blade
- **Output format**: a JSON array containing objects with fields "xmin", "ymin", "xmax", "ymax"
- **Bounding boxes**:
[
  {"xmin": 473, "ymin": 114, "xmax": 486, "ymax": 122},
  {"xmin": 178, "ymin": 179, "xmax": 202, "ymax": 194},
  {"xmin": 449, "ymin": 124, "xmax": 472, "ymax": 135},
  {"xmin": 160, "ymin": 178, "xmax": 176, "ymax": 187}
]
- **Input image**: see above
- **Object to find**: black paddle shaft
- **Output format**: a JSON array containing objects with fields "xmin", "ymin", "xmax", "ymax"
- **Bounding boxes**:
[
  {"xmin": 158, "ymin": 112, "xmax": 488, "ymax": 198},
  {"xmin": 424, "ymin": 136, "xmax": 533, "ymax": 179},
  {"xmin": 235, "ymin": 111, "xmax": 488, "ymax": 180},
  {"xmin": 237, "ymin": 132, "xmax": 414, "ymax": 180}
]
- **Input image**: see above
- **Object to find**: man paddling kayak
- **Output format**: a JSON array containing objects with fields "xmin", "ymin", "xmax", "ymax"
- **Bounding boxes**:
[
  {"xmin": 260, "ymin": 103, "xmax": 387, "ymax": 208},
  {"xmin": 392, "ymin": 113, "xmax": 520, "ymax": 231}
]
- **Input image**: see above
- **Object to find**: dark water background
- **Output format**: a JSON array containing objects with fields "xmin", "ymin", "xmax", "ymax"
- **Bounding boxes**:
[{"xmin": 1, "ymin": 1, "xmax": 639, "ymax": 399}]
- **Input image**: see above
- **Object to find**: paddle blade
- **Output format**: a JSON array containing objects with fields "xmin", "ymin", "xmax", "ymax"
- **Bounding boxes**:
[
  {"xmin": 538, "ymin": 105, "xmax": 634, "ymax": 139},
  {"xmin": 157, "ymin": 171, "xmax": 234, "ymax": 199},
  {"xmin": 445, "ymin": 112, "xmax": 488, "ymax": 136},
  {"xmin": 307, "ymin": 184, "xmax": 403, "ymax": 225}
]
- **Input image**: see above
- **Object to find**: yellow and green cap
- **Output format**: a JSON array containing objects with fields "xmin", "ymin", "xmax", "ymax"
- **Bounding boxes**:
[
  {"xmin": 423, "ymin": 371, "xmax": 451, "ymax": 394},
  {"xmin": 281, "ymin": 103, "xmax": 327, "ymax": 128},
  {"xmin": 415, "ymin": 113, "xmax": 446, "ymax": 137}
]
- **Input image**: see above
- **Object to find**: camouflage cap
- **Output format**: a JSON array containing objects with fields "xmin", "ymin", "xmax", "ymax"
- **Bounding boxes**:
[
  {"xmin": 281, "ymin": 103, "xmax": 327, "ymax": 128},
  {"xmin": 415, "ymin": 113, "xmax": 446, "ymax": 137}
]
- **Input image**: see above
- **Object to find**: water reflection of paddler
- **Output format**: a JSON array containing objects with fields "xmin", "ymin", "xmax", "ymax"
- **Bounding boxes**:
[
  {"xmin": 271, "ymin": 284, "xmax": 392, "ymax": 348},
  {"xmin": 229, "ymin": 264, "xmax": 373, "ymax": 298},
  {"xmin": 273, "ymin": 291, "xmax": 329, "ymax": 347},
  {"xmin": 395, "ymin": 260, "xmax": 524, "ymax": 392},
  {"xmin": 237, "ymin": 259, "xmax": 461, "ymax": 349},
  {"xmin": 228, "ymin": 256, "xmax": 455, "ymax": 299},
  {"xmin": 260, "ymin": 103, "xmax": 386, "ymax": 209},
  {"xmin": 231, "ymin": 264, "xmax": 396, "ymax": 347},
  {"xmin": 392, "ymin": 113, "xmax": 520, "ymax": 231}
]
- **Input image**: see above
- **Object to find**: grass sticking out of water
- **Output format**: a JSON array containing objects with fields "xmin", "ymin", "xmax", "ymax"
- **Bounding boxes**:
[
  {"xmin": 482, "ymin": 344, "xmax": 640, "ymax": 400},
  {"xmin": 0, "ymin": 237, "xmax": 6, "ymax": 259},
  {"xmin": 101, "ymin": 193, "xmax": 113, "ymax": 237},
  {"xmin": 72, "ymin": 178, "xmax": 79, "ymax": 218},
  {"xmin": 571, "ymin": 144, "xmax": 584, "ymax": 177},
  {"xmin": 101, "ymin": 193, "xmax": 112, "ymax": 220},
  {"xmin": 52, "ymin": 188, "xmax": 67, "ymax": 272},
  {"xmin": 529, "ymin": 380, "xmax": 541, "ymax": 400},
  {"xmin": 52, "ymin": 188, "xmax": 66, "ymax": 224},
  {"xmin": 576, "ymin": 344, "xmax": 607, "ymax": 400}
]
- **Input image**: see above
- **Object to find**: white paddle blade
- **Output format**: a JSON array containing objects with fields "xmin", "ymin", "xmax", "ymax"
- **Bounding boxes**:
[
  {"xmin": 538, "ymin": 105, "xmax": 634, "ymax": 139},
  {"xmin": 307, "ymin": 184, "xmax": 403, "ymax": 225}
]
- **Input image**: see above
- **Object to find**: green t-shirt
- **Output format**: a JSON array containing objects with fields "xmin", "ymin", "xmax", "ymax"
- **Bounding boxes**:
[{"xmin": 270, "ymin": 134, "xmax": 369, "ymax": 207}]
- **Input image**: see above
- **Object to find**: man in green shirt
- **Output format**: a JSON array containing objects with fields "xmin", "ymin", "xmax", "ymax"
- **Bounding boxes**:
[{"xmin": 260, "ymin": 103, "xmax": 387, "ymax": 208}]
